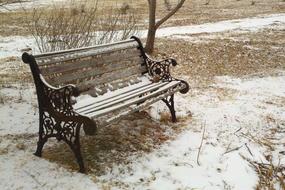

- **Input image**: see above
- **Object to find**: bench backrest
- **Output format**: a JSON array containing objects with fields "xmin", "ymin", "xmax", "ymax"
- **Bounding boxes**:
[{"xmin": 30, "ymin": 38, "xmax": 147, "ymax": 95}]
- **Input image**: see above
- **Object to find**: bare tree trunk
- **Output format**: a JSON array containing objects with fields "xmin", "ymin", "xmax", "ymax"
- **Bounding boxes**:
[
  {"xmin": 145, "ymin": 0, "xmax": 186, "ymax": 54},
  {"xmin": 145, "ymin": 0, "xmax": 156, "ymax": 53}
]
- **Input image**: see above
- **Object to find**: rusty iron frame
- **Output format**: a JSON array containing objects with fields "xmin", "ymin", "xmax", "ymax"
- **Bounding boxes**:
[
  {"xmin": 22, "ymin": 52, "xmax": 96, "ymax": 173},
  {"xmin": 132, "ymin": 36, "xmax": 189, "ymax": 122}
]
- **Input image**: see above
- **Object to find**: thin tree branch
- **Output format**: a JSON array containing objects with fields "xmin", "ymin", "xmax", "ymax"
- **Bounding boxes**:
[
  {"xmin": 197, "ymin": 122, "xmax": 206, "ymax": 166},
  {"xmin": 155, "ymin": 0, "xmax": 186, "ymax": 29}
]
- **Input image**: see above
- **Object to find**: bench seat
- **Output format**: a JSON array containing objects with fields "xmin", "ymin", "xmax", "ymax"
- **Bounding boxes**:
[{"xmin": 74, "ymin": 76, "xmax": 186, "ymax": 126}]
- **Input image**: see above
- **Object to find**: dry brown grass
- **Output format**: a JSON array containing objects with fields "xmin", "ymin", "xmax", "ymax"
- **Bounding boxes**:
[
  {"xmin": 0, "ymin": 0, "xmax": 284, "ymax": 36},
  {"xmin": 42, "ymin": 111, "xmax": 183, "ymax": 175},
  {"xmin": 98, "ymin": 0, "xmax": 285, "ymax": 27},
  {"xmin": 0, "ymin": 11, "xmax": 30, "ymax": 36},
  {"xmin": 151, "ymin": 27, "xmax": 285, "ymax": 87},
  {"xmin": 0, "ymin": 57, "xmax": 31, "ymax": 86},
  {"xmin": 242, "ymin": 154, "xmax": 285, "ymax": 190},
  {"xmin": 162, "ymin": 0, "xmax": 285, "ymax": 27}
]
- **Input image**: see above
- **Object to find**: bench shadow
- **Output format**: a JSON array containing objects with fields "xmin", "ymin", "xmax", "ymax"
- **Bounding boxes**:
[{"xmin": 43, "ymin": 111, "xmax": 180, "ymax": 175}]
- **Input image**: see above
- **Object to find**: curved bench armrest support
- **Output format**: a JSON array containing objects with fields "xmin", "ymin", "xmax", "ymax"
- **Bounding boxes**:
[
  {"xmin": 39, "ymin": 74, "xmax": 79, "ymax": 115},
  {"xmin": 144, "ymin": 54, "xmax": 177, "ymax": 81}
]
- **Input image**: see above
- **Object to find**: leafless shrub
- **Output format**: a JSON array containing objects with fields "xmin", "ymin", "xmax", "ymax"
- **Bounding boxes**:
[
  {"xmin": 94, "ymin": 6, "xmax": 139, "ymax": 45},
  {"xmin": 26, "ymin": 0, "xmax": 139, "ymax": 53}
]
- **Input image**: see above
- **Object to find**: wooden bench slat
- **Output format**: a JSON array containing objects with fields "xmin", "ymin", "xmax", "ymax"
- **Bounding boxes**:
[
  {"xmin": 34, "ymin": 39, "xmax": 135, "ymax": 58},
  {"xmin": 76, "ymin": 81, "xmax": 169, "ymax": 113},
  {"xmin": 82, "ymin": 81, "xmax": 181, "ymax": 118},
  {"xmin": 40, "ymin": 49, "xmax": 142, "ymax": 76},
  {"xmin": 76, "ymin": 66, "xmax": 147, "ymax": 92},
  {"xmin": 98, "ymin": 84, "xmax": 184, "ymax": 126},
  {"xmin": 36, "ymin": 40, "xmax": 138, "ymax": 66},
  {"xmin": 82, "ymin": 75, "xmax": 144, "ymax": 96},
  {"xmin": 75, "ymin": 79, "xmax": 154, "ymax": 109},
  {"xmin": 45, "ymin": 57, "xmax": 145, "ymax": 86}
]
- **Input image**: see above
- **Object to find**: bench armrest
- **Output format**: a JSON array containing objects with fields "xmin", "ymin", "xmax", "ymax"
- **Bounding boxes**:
[
  {"xmin": 39, "ymin": 74, "xmax": 80, "ymax": 115},
  {"xmin": 37, "ymin": 75, "xmax": 97, "ymax": 135},
  {"xmin": 144, "ymin": 54, "xmax": 177, "ymax": 82},
  {"xmin": 144, "ymin": 54, "xmax": 189, "ymax": 94}
]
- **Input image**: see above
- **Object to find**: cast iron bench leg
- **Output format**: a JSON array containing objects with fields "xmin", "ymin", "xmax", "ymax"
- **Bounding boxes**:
[
  {"xmin": 162, "ymin": 94, "xmax": 177, "ymax": 122},
  {"xmin": 34, "ymin": 111, "xmax": 86, "ymax": 173},
  {"xmin": 34, "ymin": 111, "xmax": 47, "ymax": 157},
  {"xmin": 66, "ymin": 127, "xmax": 86, "ymax": 173}
]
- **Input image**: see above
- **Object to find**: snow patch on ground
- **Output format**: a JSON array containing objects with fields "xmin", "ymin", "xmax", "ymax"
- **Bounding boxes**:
[
  {"xmin": 0, "ymin": 151, "xmax": 98, "ymax": 190},
  {"xmin": 153, "ymin": 14, "xmax": 285, "ymax": 38},
  {"xmin": 215, "ymin": 75, "xmax": 285, "ymax": 97},
  {"xmin": 97, "ymin": 73, "xmax": 285, "ymax": 190},
  {"xmin": 0, "ymin": 0, "xmax": 66, "ymax": 12},
  {"xmin": 0, "ymin": 72, "xmax": 284, "ymax": 189},
  {"xmin": 0, "ymin": 36, "xmax": 35, "ymax": 59}
]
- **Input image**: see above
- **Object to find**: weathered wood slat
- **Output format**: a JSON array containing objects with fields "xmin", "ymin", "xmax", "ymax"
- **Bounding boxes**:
[
  {"xmin": 76, "ymin": 66, "xmax": 147, "ymax": 91},
  {"xmin": 36, "ymin": 40, "xmax": 138, "ymax": 66},
  {"xmin": 76, "ymin": 79, "xmax": 153, "ymax": 107},
  {"xmin": 82, "ymin": 76, "xmax": 145, "ymax": 97},
  {"xmin": 45, "ymin": 56, "xmax": 144, "ymax": 85},
  {"xmin": 39, "ymin": 49, "xmax": 142, "ymax": 76},
  {"xmin": 47, "ymin": 63, "xmax": 146, "ymax": 87},
  {"xmin": 98, "ymin": 83, "xmax": 184, "ymax": 127},
  {"xmin": 76, "ymin": 81, "xmax": 168, "ymax": 113},
  {"xmin": 83, "ymin": 81, "xmax": 181, "ymax": 118},
  {"xmin": 34, "ymin": 39, "xmax": 135, "ymax": 58}
]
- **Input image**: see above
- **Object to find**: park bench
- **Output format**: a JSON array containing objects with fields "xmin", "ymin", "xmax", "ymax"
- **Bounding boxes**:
[{"xmin": 22, "ymin": 36, "xmax": 189, "ymax": 173}]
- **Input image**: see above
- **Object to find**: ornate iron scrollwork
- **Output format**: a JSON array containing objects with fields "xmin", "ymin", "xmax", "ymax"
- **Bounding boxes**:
[
  {"xmin": 145, "ymin": 55, "xmax": 177, "ymax": 82},
  {"xmin": 41, "ymin": 82, "xmax": 79, "ymax": 116},
  {"xmin": 34, "ymin": 80, "xmax": 87, "ymax": 172}
]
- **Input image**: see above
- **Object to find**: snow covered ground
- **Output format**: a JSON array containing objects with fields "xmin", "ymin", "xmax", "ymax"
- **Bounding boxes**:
[
  {"xmin": 0, "ymin": 13, "xmax": 284, "ymax": 190},
  {"xmin": 0, "ymin": 71, "xmax": 284, "ymax": 190},
  {"xmin": 0, "ymin": 0, "xmax": 66, "ymax": 12},
  {"xmin": 154, "ymin": 13, "xmax": 285, "ymax": 38}
]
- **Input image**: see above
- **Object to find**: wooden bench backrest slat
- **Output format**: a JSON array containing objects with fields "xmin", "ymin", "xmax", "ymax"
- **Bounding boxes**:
[
  {"xmin": 77, "ymin": 65, "xmax": 147, "ymax": 92},
  {"xmin": 47, "ymin": 62, "xmax": 145, "ymax": 86},
  {"xmin": 35, "ymin": 40, "xmax": 138, "ymax": 66},
  {"xmin": 44, "ymin": 56, "xmax": 144, "ymax": 86},
  {"xmin": 40, "ymin": 49, "xmax": 141, "ymax": 76},
  {"xmin": 33, "ymin": 39, "xmax": 147, "ymax": 95}
]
